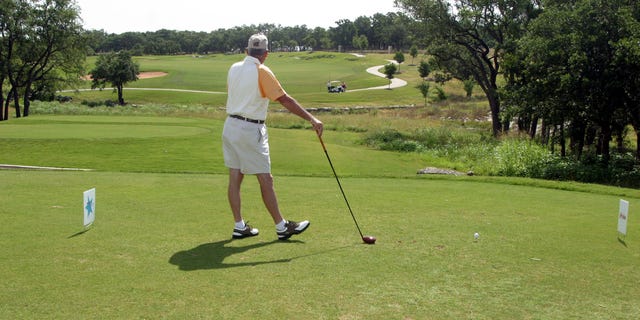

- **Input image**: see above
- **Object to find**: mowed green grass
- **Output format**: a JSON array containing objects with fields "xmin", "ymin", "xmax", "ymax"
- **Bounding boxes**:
[
  {"xmin": 1, "ymin": 115, "xmax": 640, "ymax": 319},
  {"xmin": 72, "ymin": 52, "xmax": 442, "ymax": 108},
  {"xmin": 0, "ymin": 115, "xmax": 427, "ymax": 176}
]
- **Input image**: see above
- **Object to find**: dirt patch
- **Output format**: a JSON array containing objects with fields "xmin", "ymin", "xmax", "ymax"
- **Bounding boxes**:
[
  {"xmin": 81, "ymin": 71, "xmax": 168, "ymax": 81},
  {"xmin": 138, "ymin": 71, "xmax": 168, "ymax": 79}
]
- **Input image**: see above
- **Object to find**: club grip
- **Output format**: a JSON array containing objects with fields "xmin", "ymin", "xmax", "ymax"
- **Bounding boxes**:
[{"xmin": 317, "ymin": 134, "xmax": 327, "ymax": 152}]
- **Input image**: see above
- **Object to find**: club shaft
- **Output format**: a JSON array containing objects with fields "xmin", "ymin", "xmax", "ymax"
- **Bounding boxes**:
[{"xmin": 318, "ymin": 136, "xmax": 364, "ymax": 238}]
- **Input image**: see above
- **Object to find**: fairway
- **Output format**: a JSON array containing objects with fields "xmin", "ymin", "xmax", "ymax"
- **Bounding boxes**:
[
  {"xmin": 69, "ymin": 52, "xmax": 432, "ymax": 108},
  {"xmin": 0, "ymin": 123, "xmax": 209, "ymax": 139},
  {"xmin": 1, "ymin": 114, "xmax": 639, "ymax": 319}
]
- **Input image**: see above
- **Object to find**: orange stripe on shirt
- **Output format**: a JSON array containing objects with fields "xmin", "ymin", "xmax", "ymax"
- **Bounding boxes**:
[{"xmin": 258, "ymin": 65, "xmax": 287, "ymax": 101}]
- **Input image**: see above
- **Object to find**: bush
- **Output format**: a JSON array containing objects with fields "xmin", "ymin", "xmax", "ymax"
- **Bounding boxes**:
[
  {"xmin": 81, "ymin": 100, "xmax": 118, "ymax": 108},
  {"xmin": 434, "ymin": 87, "xmax": 447, "ymax": 101},
  {"xmin": 363, "ymin": 129, "xmax": 419, "ymax": 151},
  {"xmin": 494, "ymin": 138, "xmax": 554, "ymax": 177},
  {"xmin": 540, "ymin": 152, "xmax": 640, "ymax": 188},
  {"xmin": 363, "ymin": 126, "xmax": 489, "ymax": 154}
]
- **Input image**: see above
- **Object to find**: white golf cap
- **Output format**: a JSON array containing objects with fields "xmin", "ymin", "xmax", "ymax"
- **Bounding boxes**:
[{"xmin": 247, "ymin": 33, "xmax": 268, "ymax": 50}]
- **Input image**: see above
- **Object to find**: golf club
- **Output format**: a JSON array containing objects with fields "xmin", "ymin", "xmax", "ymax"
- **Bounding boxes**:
[{"xmin": 317, "ymin": 134, "xmax": 376, "ymax": 245}]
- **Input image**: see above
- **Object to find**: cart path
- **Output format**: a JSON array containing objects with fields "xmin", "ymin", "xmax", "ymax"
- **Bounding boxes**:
[{"xmin": 348, "ymin": 61, "xmax": 407, "ymax": 91}]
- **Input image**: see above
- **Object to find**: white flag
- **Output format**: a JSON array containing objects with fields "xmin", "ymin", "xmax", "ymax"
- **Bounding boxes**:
[
  {"xmin": 618, "ymin": 199, "xmax": 629, "ymax": 236},
  {"xmin": 83, "ymin": 188, "xmax": 96, "ymax": 227}
]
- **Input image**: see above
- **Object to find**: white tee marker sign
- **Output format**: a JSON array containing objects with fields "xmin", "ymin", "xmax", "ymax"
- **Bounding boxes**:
[
  {"xmin": 618, "ymin": 199, "xmax": 629, "ymax": 237},
  {"xmin": 83, "ymin": 188, "xmax": 96, "ymax": 228}
]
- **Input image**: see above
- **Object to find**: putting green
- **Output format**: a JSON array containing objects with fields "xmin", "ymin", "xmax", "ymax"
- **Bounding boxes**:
[{"xmin": 0, "ymin": 124, "xmax": 210, "ymax": 139}]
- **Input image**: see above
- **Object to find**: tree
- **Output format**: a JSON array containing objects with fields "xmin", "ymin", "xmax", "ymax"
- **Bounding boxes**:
[
  {"xmin": 417, "ymin": 59, "xmax": 432, "ymax": 106},
  {"xmin": 397, "ymin": 0, "xmax": 542, "ymax": 137},
  {"xmin": 1, "ymin": 0, "xmax": 86, "ymax": 120},
  {"xmin": 416, "ymin": 82, "xmax": 430, "ymax": 107},
  {"xmin": 505, "ymin": 0, "xmax": 640, "ymax": 164},
  {"xmin": 353, "ymin": 16, "xmax": 374, "ymax": 49},
  {"xmin": 418, "ymin": 60, "xmax": 431, "ymax": 80},
  {"xmin": 463, "ymin": 79, "xmax": 475, "ymax": 98},
  {"xmin": 90, "ymin": 51, "xmax": 139, "ymax": 105},
  {"xmin": 331, "ymin": 19, "xmax": 357, "ymax": 50},
  {"xmin": 393, "ymin": 51, "xmax": 405, "ymax": 72},
  {"xmin": 352, "ymin": 34, "xmax": 368, "ymax": 52},
  {"xmin": 0, "ymin": 0, "xmax": 16, "ymax": 120},
  {"xmin": 383, "ymin": 63, "xmax": 397, "ymax": 89},
  {"xmin": 409, "ymin": 45, "xmax": 418, "ymax": 65}
]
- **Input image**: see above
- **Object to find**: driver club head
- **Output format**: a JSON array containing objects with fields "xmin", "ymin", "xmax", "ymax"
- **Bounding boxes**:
[{"xmin": 362, "ymin": 236, "xmax": 376, "ymax": 244}]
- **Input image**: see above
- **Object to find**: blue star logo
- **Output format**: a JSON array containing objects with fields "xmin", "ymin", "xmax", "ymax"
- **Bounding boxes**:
[{"xmin": 85, "ymin": 198, "xmax": 94, "ymax": 216}]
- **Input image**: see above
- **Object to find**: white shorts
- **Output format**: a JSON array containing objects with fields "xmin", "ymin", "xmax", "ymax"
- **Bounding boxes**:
[{"xmin": 222, "ymin": 116, "xmax": 270, "ymax": 174}]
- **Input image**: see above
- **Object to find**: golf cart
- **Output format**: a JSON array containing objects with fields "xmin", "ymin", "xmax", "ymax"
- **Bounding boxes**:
[{"xmin": 327, "ymin": 80, "xmax": 346, "ymax": 93}]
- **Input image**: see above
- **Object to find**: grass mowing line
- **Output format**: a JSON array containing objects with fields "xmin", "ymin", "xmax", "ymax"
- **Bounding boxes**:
[
  {"xmin": 0, "ymin": 123, "xmax": 211, "ymax": 139},
  {"xmin": 1, "ymin": 170, "xmax": 638, "ymax": 319},
  {"xmin": 0, "ymin": 164, "xmax": 93, "ymax": 171}
]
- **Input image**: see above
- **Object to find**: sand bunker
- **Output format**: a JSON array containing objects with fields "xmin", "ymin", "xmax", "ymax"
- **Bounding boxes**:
[{"xmin": 82, "ymin": 71, "xmax": 167, "ymax": 80}]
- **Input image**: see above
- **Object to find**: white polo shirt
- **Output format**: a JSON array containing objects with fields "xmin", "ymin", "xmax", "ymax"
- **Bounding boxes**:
[{"xmin": 226, "ymin": 55, "xmax": 286, "ymax": 121}]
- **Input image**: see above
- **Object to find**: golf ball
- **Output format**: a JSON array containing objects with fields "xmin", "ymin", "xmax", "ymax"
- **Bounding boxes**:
[{"xmin": 474, "ymin": 232, "xmax": 480, "ymax": 240}]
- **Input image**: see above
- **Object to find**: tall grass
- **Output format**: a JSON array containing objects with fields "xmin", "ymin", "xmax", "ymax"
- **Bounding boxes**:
[
  {"xmin": 363, "ymin": 125, "xmax": 497, "ymax": 173},
  {"xmin": 362, "ymin": 126, "xmax": 640, "ymax": 187},
  {"xmin": 493, "ymin": 138, "xmax": 555, "ymax": 177}
]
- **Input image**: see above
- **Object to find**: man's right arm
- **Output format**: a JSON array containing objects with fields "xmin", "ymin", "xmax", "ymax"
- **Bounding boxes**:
[{"xmin": 277, "ymin": 94, "xmax": 323, "ymax": 137}]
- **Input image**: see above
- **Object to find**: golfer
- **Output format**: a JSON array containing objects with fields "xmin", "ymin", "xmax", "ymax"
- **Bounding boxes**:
[{"xmin": 223, "ymin": 33, "xmax": 323, "ymax": 240}]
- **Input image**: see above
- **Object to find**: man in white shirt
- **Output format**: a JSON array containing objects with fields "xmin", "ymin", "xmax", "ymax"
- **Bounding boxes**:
[{"xmin": 223, "ymin": 33, "xmax": 323, "ymax": 240}]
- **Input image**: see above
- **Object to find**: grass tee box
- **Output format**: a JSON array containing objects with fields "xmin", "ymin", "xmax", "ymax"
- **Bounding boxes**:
[{"xmin": 1, "ymin": 171, "xmax": 639, "ymax": 318}]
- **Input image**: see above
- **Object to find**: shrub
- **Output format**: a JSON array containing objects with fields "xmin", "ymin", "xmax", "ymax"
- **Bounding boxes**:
[
  {"xmin": 539, "ymin": 152, "xmax": 640, "ymax": 188},
  {"xmin": 363, "ymin": 129, "xmax": 415, "ymax": 151},
  {"xmin": 434, "ymin": 86, "xmax": 447, "ymax": 101},
  {"xmin": 493, "ymin": 138, "xmax": 554, "ymax": 177},
  {"xmin": 363, "ymin": 126, "xmax": 488, "ymax": 154}
]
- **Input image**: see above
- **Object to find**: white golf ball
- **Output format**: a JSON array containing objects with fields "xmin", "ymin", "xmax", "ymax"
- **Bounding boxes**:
[{"xmin": 474, "ymin": 232, "xmax": 480, "ymax": 240}]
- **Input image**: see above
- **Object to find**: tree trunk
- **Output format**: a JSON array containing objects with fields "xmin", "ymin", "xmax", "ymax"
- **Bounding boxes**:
[
  {"xmin": 117, "ymin": 84, "xmax": 125, "ymax": 105},
  {"xmin": 629, "ymin": 106, "xmax": 640, "ymax": 161},
  {"xmin": 616, "ymin": 131, "xmax": 625, "ymax": 153},
  {"xmin": 23, "ymin": 85, "xmax": 31, "ymax": 117},
  {"xmin": 550, "ymin": 125, "xmax": 557, "ymax": 155},
  {"xmin": 540, "ymin": 119, "xmax": 549, "ymax": 146},
  {"xmin": 0, "ymin": 87, "xmax": 4, "ymax": 121},
  {"xmin": 529, "ymin": 116, "xmax": 539, "ymax": 139},
  {"xmin": 487, "ymin": 92, "xmax": 502, "ymax": 137},
  {"xmin": 599, "ymin": 124, "xmax": 612, "ymax": 165},
  {"xmin": 570, "ymin": 120, "xmax": 586, "ymax": 160},
  {"xmin": 636, "ymin": 129, "xmax": 640, "ymax": 161},
  {"xmin": 11, "ymin": 87, "xmax": 21, "ymax": 118}
]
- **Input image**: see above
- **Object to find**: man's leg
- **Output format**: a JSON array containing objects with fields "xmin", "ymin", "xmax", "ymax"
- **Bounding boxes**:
[
  {"xmin": 228, "ymin": 168, "xmax": 244, "ymax": 223},
  {"xmin": 256, "ymin": 173, "xmax": 284, "ymax": 224},
  {"xmin": 256, "ymin": 173, "xmax": 310, "ymax": 240},
  {"xmin": 229, "ymin": 168, "xmax": 260, "ymax": 239}
]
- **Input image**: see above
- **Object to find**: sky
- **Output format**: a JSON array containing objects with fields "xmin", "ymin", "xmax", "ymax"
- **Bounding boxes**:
[{"xmin": 75, "ymin": 0, "xmax": 400, "ymax": 34}]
